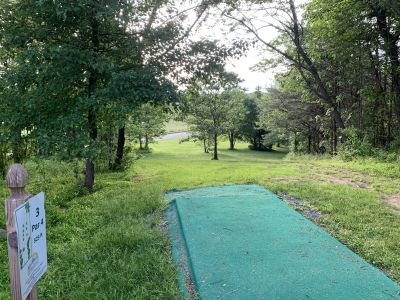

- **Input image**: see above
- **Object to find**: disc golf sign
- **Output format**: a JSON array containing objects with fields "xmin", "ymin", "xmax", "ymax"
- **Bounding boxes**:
[{"xmin": 14, "ymin": 192, "xmax": 47, "ymax": 299}]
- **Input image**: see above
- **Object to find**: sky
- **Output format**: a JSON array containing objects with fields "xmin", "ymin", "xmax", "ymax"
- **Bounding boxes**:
[
  {"xmin": 226, "ymin": 47, "xmax": 276, "ymax": 92},
  {"xmin": 192, "ymin": 8, "xmax": 281, "ymax": 92},
  {"xmin": 189, "ymin": 0, "xmax": 310, "ymax": 92}
]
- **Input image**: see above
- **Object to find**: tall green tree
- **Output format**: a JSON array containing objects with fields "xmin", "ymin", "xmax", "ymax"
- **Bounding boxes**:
[
  {"xmin": 129, "ymin": 102, "xmax": 168, "ymax": 151},
  {"xmin": 222, "ymin": 0, "xmax": 400, "ymax": 155},
  {"xmin": 223, "ymin": 0, "xmax": 346, "ymax": 135},
  {"xmin": 239, "ymin": 92, "xmax": 269, "ymax": 151},
  {"xmin": 0, "ymin": 0, "xmax": 235, "ymax": 189},
  {"xmin": 184, "ymin": 71, "xmax": 240, "ymax": 160},
  {"xmin": 223, "ymin": 88, "xmax": 247, "ymax": 150}
]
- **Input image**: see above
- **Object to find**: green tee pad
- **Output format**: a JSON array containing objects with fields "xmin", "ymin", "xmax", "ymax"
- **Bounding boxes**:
[{"xmin": 166, "ymin": 184, "xmax": 400, "ymax": 299}]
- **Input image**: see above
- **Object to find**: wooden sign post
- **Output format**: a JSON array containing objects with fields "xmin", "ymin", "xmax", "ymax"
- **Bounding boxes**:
[{"xmin": 5, "ymin": 164, "xmax": 38, "ymax": 300}]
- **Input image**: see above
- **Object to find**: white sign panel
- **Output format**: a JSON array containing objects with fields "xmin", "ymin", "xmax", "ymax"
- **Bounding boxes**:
[{"xmin": 14, "ymin": 192, "xmax": 47, "ymax": 299}]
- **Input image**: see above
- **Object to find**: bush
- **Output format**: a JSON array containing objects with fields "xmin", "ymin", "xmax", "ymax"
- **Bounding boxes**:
[
  {"xmin": 262, "ymin": 132, "xmax": 281, "ymax": 149},
  {"xmin": 248, "ymin": 144, "xmax": 272, "ymax": 151},
  {"xmin": 338, "ymin": 128, "xmax": 373, "ymax": 160}
]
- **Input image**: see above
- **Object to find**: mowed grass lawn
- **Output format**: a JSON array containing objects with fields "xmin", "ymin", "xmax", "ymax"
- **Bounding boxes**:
[
  {"xmin": 134, "ymin": 138, "xmax": 400, "ymax": 284},
  {"xmin": 1, "ymin": 137, "xmax": 399, "ymax": 299}
]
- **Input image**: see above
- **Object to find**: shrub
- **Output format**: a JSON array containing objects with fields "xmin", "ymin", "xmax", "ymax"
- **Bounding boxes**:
[{"xmin": 338, "ymin": 128, "xmax": 373, "ymax": 160}]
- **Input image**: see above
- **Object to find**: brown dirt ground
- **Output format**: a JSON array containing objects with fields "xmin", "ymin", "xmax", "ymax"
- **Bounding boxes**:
[
  {"xmin": 131, "ymin": 175, "xmax": 144, "ymax": 183},
  {"xmin": 326, "ymin": 176, "xmax": 372, "ymax": 189},
  {"xmin": 385, "ymin": 194, "xmax": 400, "ymax": 210},
  {"xmin": 312, "ymin": 170, "xmax": 400, "ymax": 211},
  {"xmin": 161, "ymin": 212, "xmax": 197, "ymax": 299},
  {"xmin": 272, "ymin": 177, "xmax": 301, "ymax": 182}
]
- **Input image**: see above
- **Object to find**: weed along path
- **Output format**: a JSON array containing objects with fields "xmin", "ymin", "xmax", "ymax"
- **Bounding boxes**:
[{"xmin": 166, "ymin": 185, "xmax": 400, "ymax": 299}]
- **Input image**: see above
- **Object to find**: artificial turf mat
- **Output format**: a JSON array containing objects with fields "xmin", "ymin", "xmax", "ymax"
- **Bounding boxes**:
[{"xmin": 166, "ymin": 184, "xmax": 400, "ymax": 299}]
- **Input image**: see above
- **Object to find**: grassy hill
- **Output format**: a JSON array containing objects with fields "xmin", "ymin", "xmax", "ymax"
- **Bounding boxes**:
[{"xmin": 1, "ymin": 138, "xmax": 399, "ymax": 299}]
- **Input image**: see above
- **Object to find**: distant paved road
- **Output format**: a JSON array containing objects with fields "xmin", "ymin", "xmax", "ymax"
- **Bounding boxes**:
[{"xmin": 157, "ymin": 132, "xmax": 191, "ymax": 140}]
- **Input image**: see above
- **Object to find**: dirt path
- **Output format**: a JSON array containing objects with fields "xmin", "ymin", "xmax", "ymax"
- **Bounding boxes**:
[{"xmin": 276, "ymin": 165, "xmax": 400, "ymax": 210}]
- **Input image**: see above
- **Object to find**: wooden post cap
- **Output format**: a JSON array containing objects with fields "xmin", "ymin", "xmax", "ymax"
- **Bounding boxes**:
[{"xmin": 6, "ymin": 164, "xmax": 28, "ymax": 188}]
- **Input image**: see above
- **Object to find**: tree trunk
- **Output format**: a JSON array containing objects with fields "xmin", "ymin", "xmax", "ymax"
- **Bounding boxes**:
[
  {"xmin": 139, "ymin": 136, "xmax": 143, "ymax": 150},
  {"xmin": 213, "ymin": 133, "xmax": 218, "ymax": 160},
  {"xmin": 374, "ymin": 7, "xmax": 400, "ymax": 123},
  {"xmin": 84, "ymin": 0, "xmax": 100, "ymax": 191},
  {"xmin": 228, "ymin": 131, "xmax": 235, "ymax": 150},
  {"xmin": 107, "ymin": 126, "xmax": 113, "ymax": 170},
  {"xmin": 307, "ymin": 131, "xmax": 312, "ymax": 154},
  {"xmin": 0, "ymin": 144, "xmax": 6, "ymax": 179},
  {"xmin": 332, "ymin": 118, "xmax": 337, "ymax": 155},
  {"xmin": 387, "ymin": 89, "xmax": 393, "ymax": 148},
  {"xmin": 12, "ymin": 138, "xmax": 22, "ymax": 163},
  {"xmin": 114, "ymin": 126, "xmax": 125, "ymax": 168},
  {"xmin": 85, "ymin": 107, "xmax": 97, "ymax": 191},
  {"xmin": 203, "ymin": 139, "xmax": 209, "ymax": 153},
  {"xmin": 316, "ymin": 129, "xmax": 321, "ymax": 153},
  {"xmin": 85, "ymin": 159, "xmax": 95, "ymax": 190},
  {"xmin": 288, "ymin": 0, "xmax": 346, "ymax": 131},
  {"xmin": 145, "ymin": 134, "xmax": 149, "ymax": 150}
]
